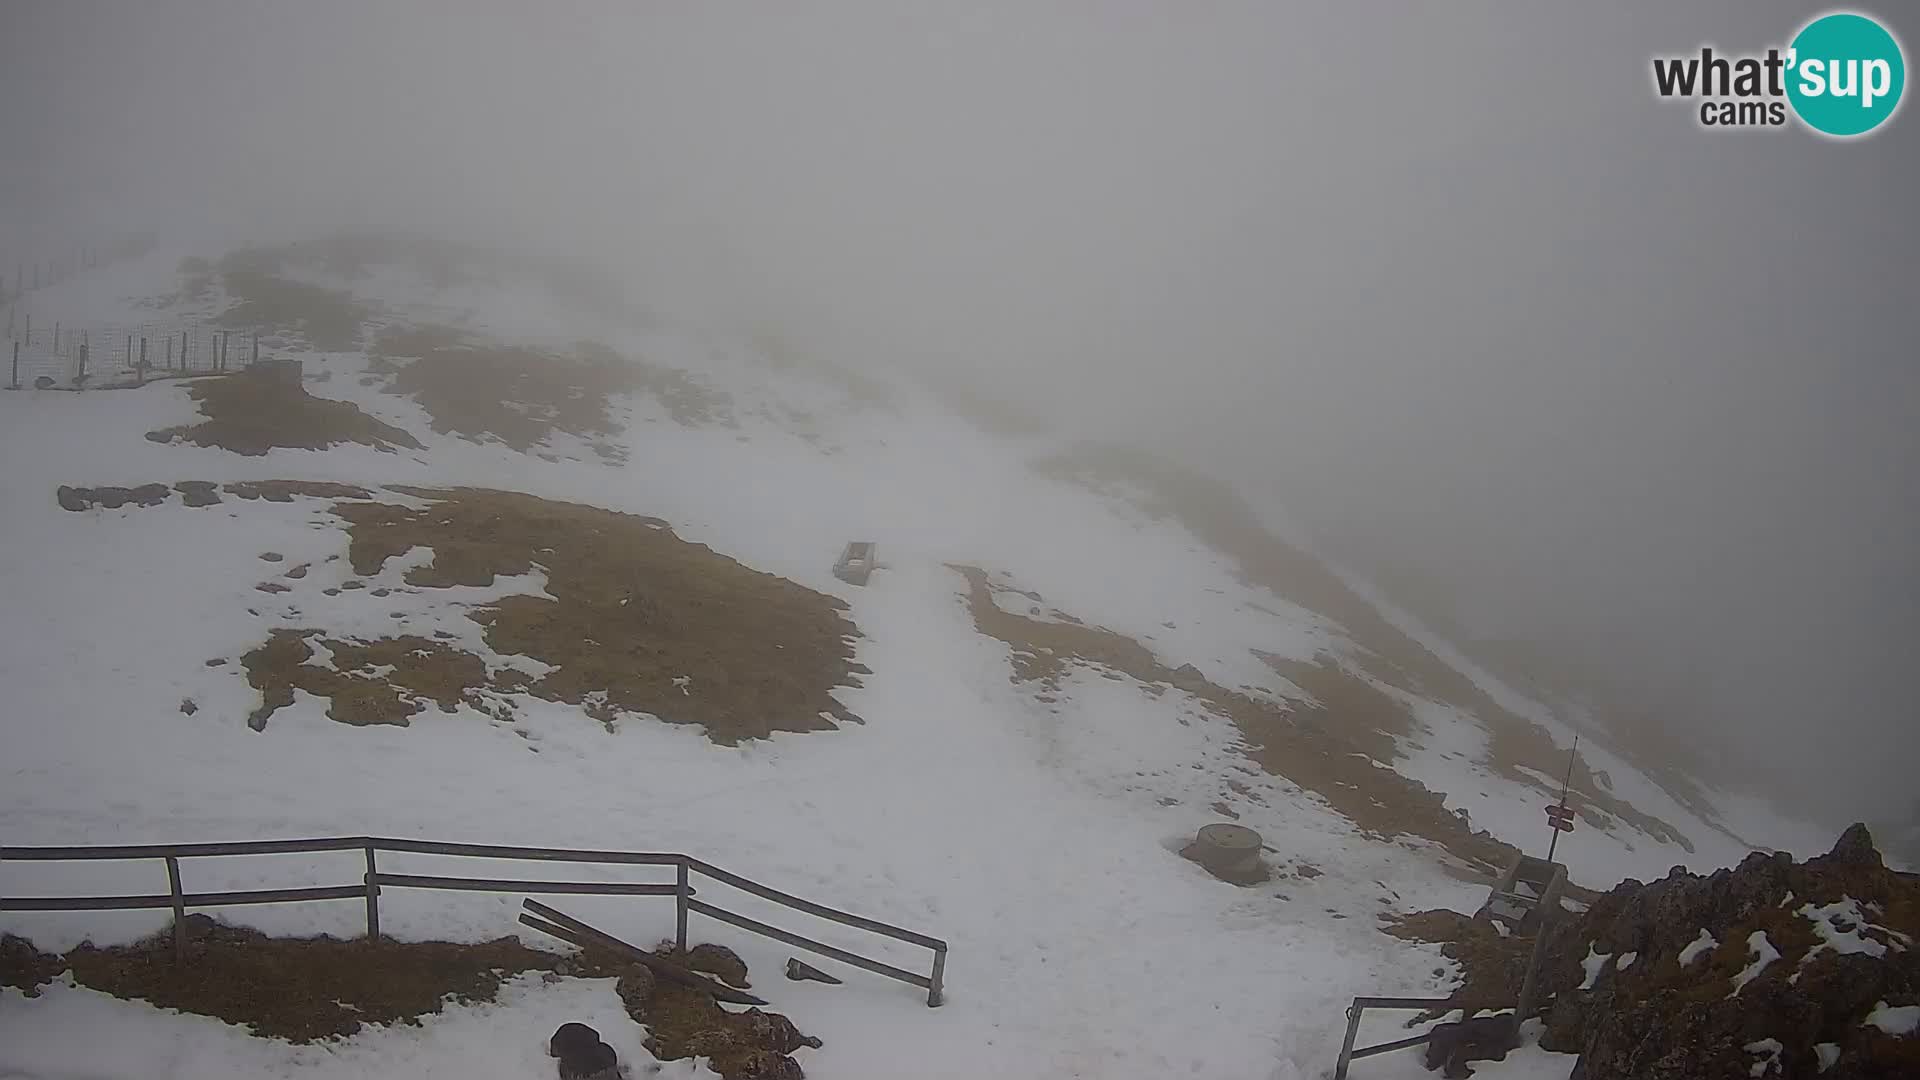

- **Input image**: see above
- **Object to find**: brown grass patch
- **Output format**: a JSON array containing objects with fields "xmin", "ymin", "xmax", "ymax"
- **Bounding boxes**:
[
  {"xmin": 370, "ymin": 325, "xmax": 730, "ymax": 459},
  {"xmin": 1255, "ymin": 651, "xmax": 1415, "ymax": 765},
  {"xmin": 145, "ymin": 372, "xmax": 421, "ymax": 456},
  {"xmin": 328, "ymin": 488, "xmax": 862, "ymax": 744},
  {"xmin": 226, "ymin": 479, "xmax": 373, "ymax": 501},
  {"xmin": 215, "ymin": 251, "xmax": 372, "ymax": 351},
  {"xmin": 242, "ymin": 629, "xmax": 492, "ymax": 730},
  {"xmin": 1384, "ymin": 909, "xmax": 1533, "ymax": 1014},
  {"xmin": 42, "ymin": 918, "xmax": 592, "ymax": 1041},
  {"xmin": 1037, "ymin": 444, "xmax": 1696, "ymax": 858},
  {"xmin": 952, "ymin": 564, "xmax": 1516, "ymax": 874}
]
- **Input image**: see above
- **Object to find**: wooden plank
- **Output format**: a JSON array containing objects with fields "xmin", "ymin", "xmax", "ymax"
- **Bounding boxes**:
[
  {"xmin": 370, "ymin": 838, "xmax": 682, "ymax": 866},
  {"xmin": 687, "ymin": 898, "xmax": 931, "ymax": 991},
  {"xmin": 1, "ymin": 837, "xmax": 369, "ymax": 860},
  {"xmin": 166, "ymin": 857, "xmax": 186, "ymax": 962},
  {"xmin": 1, "ymin": 893, "xmax": 176, "ymax": 912},
  {"xmin": 684, "ymin": 858, "xmax": 945, "ymax": 951},
  {"xmin": 181, "ymin": 885, "xmax": 367, "ymax": 907},
  {"xmin": 2, "ymin": 884, "xmax": 365, "ymax": 911},
  {"xmin": 373, "ymin": 872, "xmax": 682, "ymax": 896},
  {"xmin": 521, "ymin": 899, "xmax": 768, "ymax": 1006}
]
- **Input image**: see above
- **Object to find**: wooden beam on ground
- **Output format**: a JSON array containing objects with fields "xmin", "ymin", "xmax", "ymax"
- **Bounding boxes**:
[{"xmin": 521, "ymin": 898, "xmax": 767, "ymax": 1006}]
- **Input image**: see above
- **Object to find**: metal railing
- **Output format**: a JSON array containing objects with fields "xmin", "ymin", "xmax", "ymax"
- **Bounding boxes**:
[
  {"xmin": 1333, "ymin": 996, "xmax": 1515, "ymax": 1079},
  {"xmin": 1, "ymin": 836, "xmax": 947, "ymax": 1006}
]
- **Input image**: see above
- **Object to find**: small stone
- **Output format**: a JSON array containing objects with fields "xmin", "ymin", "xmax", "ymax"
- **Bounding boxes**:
[
  {"xmin": 372, "ymin": 587, "xmax": 391, "ymax": 597},
  {"xmin": 341, "ymin": 580, "xmax": 365, "ymax": 590},
  {"xmin": 784, "ymin": 958, "xmax": 842, "ymax": 985},
  {"xmin": 204, "ymin": 658, "xmax": 228, "ymax": 667},
  {"xmin": 256, "ymin": 582, "xmax": 290, "ymax": 594},
  {"xmin": 285, "ymin": 564, "xmax": 308, "ymax": 579},
  {"xmin": 259, "ymin": 552, "xmax": 284, "ymax": 562},
  {"xmin": 179, "ymin": 698, "xmax": 198, "ymax": 715}
]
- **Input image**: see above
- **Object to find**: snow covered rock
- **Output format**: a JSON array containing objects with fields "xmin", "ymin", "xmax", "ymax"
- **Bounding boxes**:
[{"xmin": 1534, "ymin": 824, "xmax": 1920, "ymax": 1079}]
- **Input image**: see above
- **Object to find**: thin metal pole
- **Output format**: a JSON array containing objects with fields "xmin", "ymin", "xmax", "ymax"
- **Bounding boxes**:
[
  {"xmin": 9, "ymin": 340, "xmax": 16, "ymax": 389},
  {"xmin": 675, "ymin": 859, "xmax": 689, "ymax": 952},
  {"xmin": 363, "ymin": 844, "xmax": 381, "ymax": 941},
  {"xmin": 1547, "ymin": 734, "xmax": 1577, "ymax": 864},
  {"xmin": 928, "ymin": 946, "xmax": 947, "ymax": 1007},
  {"xmin": 165, "ymin": 856, "xmax": 187, "ymax": 962},
  {"xmin": 1334, "ymin": 1001, "xmax": 1364, "ymax": 1080}
]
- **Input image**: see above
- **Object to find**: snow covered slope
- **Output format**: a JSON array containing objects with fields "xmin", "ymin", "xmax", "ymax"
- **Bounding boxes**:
[{"xmin": 0, "ymin": 240, "xmax": 1827, "ymax": 1079}]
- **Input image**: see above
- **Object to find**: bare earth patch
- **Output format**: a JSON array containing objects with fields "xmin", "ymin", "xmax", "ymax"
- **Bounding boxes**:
[
  {"xmin": 333, "ymin": 487, "xmax": 863, "ymax": 743},
  {"xmin": 242, "ymin": 630, "xmax": 492, "ymax": 730},
  {"xmin": 1037, "ymin": 444, "xmax": 1696, "ymax": 853},
  {"xmin": 145, "ymin": 371, "xmax": 422, "ymax": 456},
  {"xmin": 952, "ymin": 564, "xmax": 1517, "ymax": 875},
  {"xmin": 171, "ymin": 483, "xmax": 866, "ymax": 744},
  {"xmin": 369, "ymin": 325, "xmax": 732, "ymax": 460},
  {"xmin": 2, "ymin": 922, "xmax": 818, "ymax": 1077}
]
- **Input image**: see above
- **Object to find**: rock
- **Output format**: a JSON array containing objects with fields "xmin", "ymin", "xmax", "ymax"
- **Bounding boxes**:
[
  {"xmin": 736, "ymin": 1008, "xmax": 823, "ymax": 1053},
  {"xmin": 785, "ymin": 958, "xmax": 842, "ymax": 985},
  {"xmin": 558, "ymin": 1039, "xmax": 619, "ymax": 1080},
  {"xmin": 1530, "ymin": 824, "xmax": 1920, "ymax": 1079},
  {"xmin": 204, "ymin": 657, "xmax": 228, "ymax": 667},
  {"xmin": 728, "ymin": 1049, "xmax": 806, "ymax": 1080},
  {"xmin": 615, "ymin": 966, "xmax": 656, "ymax": 1014},
  {"xmin": 259, "ymin": 552, "xmax": 284, "ymax": 562},
  {"xmin": 1821, "ymin": 822, "xmax": 1883, "ymax": 871},
  {"xmin": 179, "ymin": 698, "xmax": 198, "ymax": 715},
  {"xmin": 687, "ymin": 942, "xmax": 751, "ymax": 988},
  {"xmin": 549, "ymin": 1022, "xmax": 600, "ymax": 1058},
  {"xmin": 1423, "ymin": 1015, "xmax": 1514, "ymax": 1078}
]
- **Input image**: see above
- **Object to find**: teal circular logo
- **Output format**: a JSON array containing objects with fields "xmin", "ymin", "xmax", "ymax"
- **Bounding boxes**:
[{"xmin": 1787, "ymin": 12, "xmax": 1905, "ymax": 137}]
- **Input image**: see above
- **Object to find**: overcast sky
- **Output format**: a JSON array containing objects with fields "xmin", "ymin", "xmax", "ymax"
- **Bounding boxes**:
[{"xmin": 4, "ymin": 2, "xmax": 1914, "ymax": 827}]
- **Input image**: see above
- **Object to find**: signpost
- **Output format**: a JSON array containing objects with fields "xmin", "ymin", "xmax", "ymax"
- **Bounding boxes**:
[{"xmin": 1545, "ymin": 735, "xmax": 1578, "ymax": 862}]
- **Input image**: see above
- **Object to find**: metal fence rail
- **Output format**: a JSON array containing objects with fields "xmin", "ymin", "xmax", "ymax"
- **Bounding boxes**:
[
  {"xmin": 1333, "ymin": 996, "xmax": 1517, "ymax": 1079},
  {"xmin": 1, "ymin": 835, "xmax": 948, "ymax": 1006}
]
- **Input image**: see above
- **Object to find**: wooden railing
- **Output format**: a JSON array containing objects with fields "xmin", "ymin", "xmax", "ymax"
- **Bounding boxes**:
[
  {"xmin": 1, "ymin": 836, "xmax": 947, "ymax": 1006},
  {"xmin": 1333, "ymin": 996, "xmax": 1514, "ymax": 1079}
]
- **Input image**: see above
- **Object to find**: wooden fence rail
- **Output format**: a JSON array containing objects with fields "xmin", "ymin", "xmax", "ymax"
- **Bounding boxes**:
[{"xmin": 0, "ymin": 836, "xmax": 947, "ymax": 1006}]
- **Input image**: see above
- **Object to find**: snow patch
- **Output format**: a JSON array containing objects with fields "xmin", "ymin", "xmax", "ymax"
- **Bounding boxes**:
[
  {"xmin": 1579, "ymin": 943, "xmax": 1612, "ymax": 990},
  {"xmin": 1616, "ymin": 951, "xmax": 1637, "ymax": 971},
  {"xmin": 1864, "ymin": 1000, "xmax": 1920, "ymax": 1036},
  {"xmin": 1815, "ymin": 1042, "xmax": 1840, "ymax": 1072},
  {"xmin": 1730, "ymin": 932, "xmax": 1781, "ymax": 995},
  {"xmin": 1678, "ymin": 928, "xmax": 1718, "ymax": 967},
  {"xmin": 1743, "ymin": 1038, "xmax": 1782, "ymax": 1077}
]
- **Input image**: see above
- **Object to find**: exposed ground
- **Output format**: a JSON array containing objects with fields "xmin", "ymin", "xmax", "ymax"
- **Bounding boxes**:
[
  {"xmin": 0, "ymin": 921, "xmax": 579, "ymax": 1041},
  {"xmin": 242, "ymin": 630, "xmax": 493, "ymax": 729},
  {"xmin": 213, "ymin": 248, "xmax": 373, "ymax": 351},
  {"xmin": 952, "ymin": 563, "xmax": 1519, "ymax": 875},
  {"xmin": 145, "ymin": 371, "xmax": 422, "ymax": 456},
  {"xmin": 1037, "ymin": 443, "xmax": 1697, "ymax": 850},
  {"xmin": 97, "ymin": 482, "xmax": 869, "ymax": 743},
  {"xmin": 369, "ymin": 324, "xmax": 732, "ymax": 459},
  {"xmin": 1, "ymin": 920, "xmax": 816, "ymax": 1077}
]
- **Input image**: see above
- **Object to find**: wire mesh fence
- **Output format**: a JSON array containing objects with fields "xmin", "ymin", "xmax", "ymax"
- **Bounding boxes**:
[{"xmin": 7, "ymin": 323, "xmax": 257, "ymax": 390}]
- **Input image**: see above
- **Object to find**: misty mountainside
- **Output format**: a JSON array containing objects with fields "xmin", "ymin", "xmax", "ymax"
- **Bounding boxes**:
[{"xmin": 0, "ymin": 237, "xmax": 1842, "ymax": 1079}]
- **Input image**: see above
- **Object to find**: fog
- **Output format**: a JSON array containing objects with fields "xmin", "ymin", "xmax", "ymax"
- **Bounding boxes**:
[{"xmin": 4, "ymin": 3, "xmax": 1915, "ymax": 828}]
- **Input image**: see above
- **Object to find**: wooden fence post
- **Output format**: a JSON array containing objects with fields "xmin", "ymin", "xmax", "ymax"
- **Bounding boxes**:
[
  {"xmin": 78, "ymin": 344, "xmax": 88, "ymax": 384},
  {"xmin": 166, "ymin": 336, "xmax": 174, "ymax": 370},
  {"xmin": 165, "ymin": 856, "xmax": 187, "ymax": 962},
  {"xmin": 251, "ymin": 334, "xmax": 259, "ymax": 366},
  {"xmin": 676, "ymin": 859, "xmax": 690, "ymax": 952},
  {"xmin": 363, "ymin": 844, "xmax": 381, "ymax": 941},
  {"xmin": 139, "ymin": 337, "xmax": 148, "ymax": 384},
  {"xmin": 10, "ymin": 340, "xmax": 17, "ymax": 389},
  {"xmin": 928, "ymin": 946, "xmax": 946, "ymax": 1007}
]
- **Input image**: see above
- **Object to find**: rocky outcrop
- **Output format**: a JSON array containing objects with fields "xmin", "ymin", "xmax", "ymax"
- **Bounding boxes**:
[{"xmin": 1534, "ymin": 824, "xmax": 1919, "ymax": 1079}]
